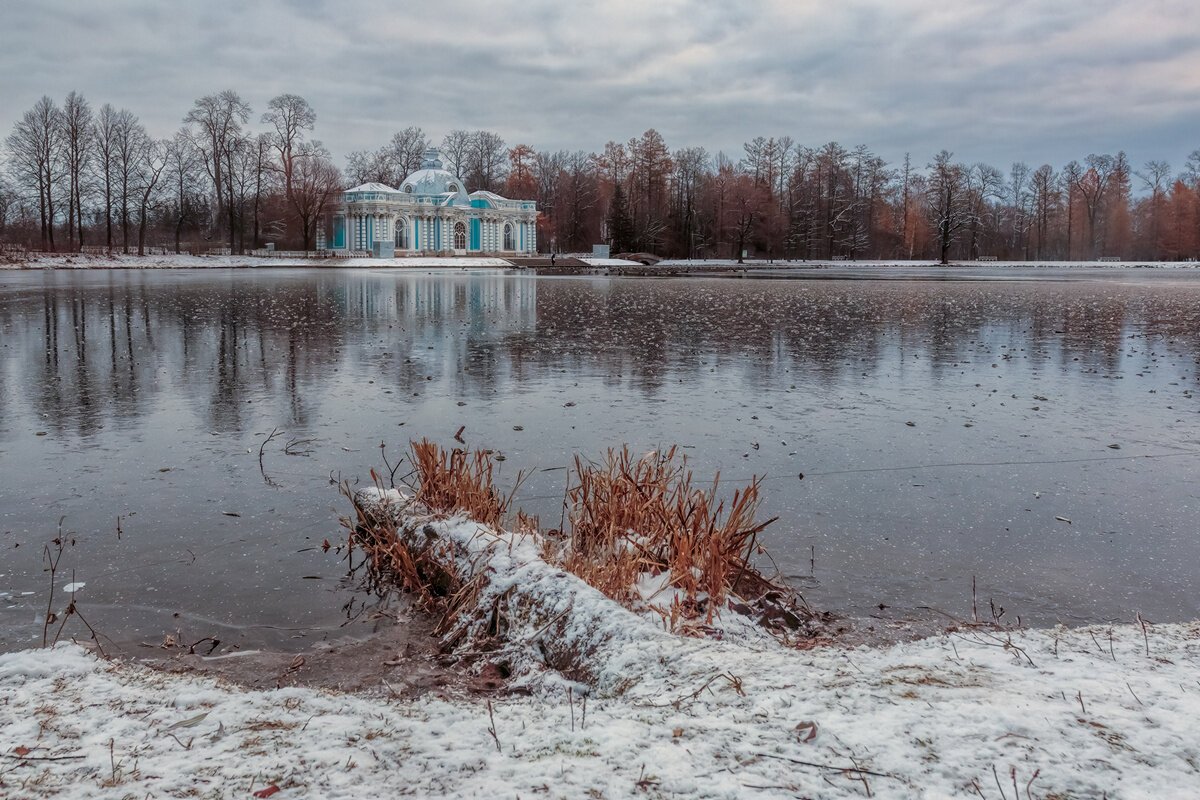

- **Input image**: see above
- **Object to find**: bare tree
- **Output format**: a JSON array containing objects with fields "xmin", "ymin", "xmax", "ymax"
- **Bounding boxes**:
[
  {"xmin": 1136, "ymin": 159, "xmax": 1172, "ymax": 260},
  {"xmin": 628, "ymin": 129, "xmax": 672, "ymax": 251},
  {"xmin": 225, "ymin": 133, "xmax": 260, "ymax": 253},
  {"xmin": 184, "ymin": 90, "xmax": 251, "ymax": 250},
  {"xmin": 261, "ymin": 93, "xmax": 315, "ymax": 204},
  {"xmin": 1061, "ymin": 160, "xmax": 1081, "ymax": 260},
  {"xmin": 671, "ymin": 146, "xmax": 710, "ymax": 258},
  {"xmin": 742, "ymin": 136, "xmax": 767, "ymax": 186},
  {"xmin": 5, "ymin": 96, "xmax": 62, "ymax": 251},
  {"xmin": 59, "ymin": 91, "xmax": 93, "ymax": 250},
  {"xmin": 963, "ymin": 162, "xmax": 1003, "ymax": 259},
  {"xmin": 289, "ymin": 141, "xmax": 341, "ymax": 250},
  {"xmin": 165, "ymin": 130, "xmax": 203, "ymax": 254},
  {"xmin": 1030, "ymin": 164, "xmax": 1058, "ymax": 259},
  {"xmin": 440, "ymin": 130, "xmax": 473, "ymax": 178},
  {"xmin": 728, "ymin": 172, "xmax": 768, "ymax": 262},
  {"xmin": 93, "ymin": 104, "xmax": 133, "ymax": 248},
  {"xmin": 774, "ymin": 135, "xmax": 795, "ymax": 205},
  {"xmin": 1003, "ymin": 162, "xmax": 1029, "ymax": 258},
  {"xmin": 345, "ymin": 127, "xmax": 430, "ymax": 188},
  {"xmin": 382, "ymin": 127, "xmax": 429, "ymax": 183},
  {"xmin": 133, "ymin": 137, "xmax": 168, "ymax": 255},
  {"xmin": 534, "ymin": 149, "xmax": 565, "ymax": 248},
  {"xmin": 1070, "ymin": 152, "xmax": 1128, "ymax": 258},
  {"xmin": 468, "ymin": 130, "xmax": 507, "ymax": 192},
  {"xmin": 557, "ymin": 150, "xmax": 600, "ymax": 252},
  {"xmin": 0, "ymin": 174, "xmax": 15, "ymax": 237},
  {"xmin": 113, "ymin": 114, "xmax": 146, "ymax": 253},
  {"xmin": 926, "ymin": 150, "xmax": 971, "ymax": 264},
  {"xmin": 344, "ymin": 149, "xmax": 386, "ymax": 186}
]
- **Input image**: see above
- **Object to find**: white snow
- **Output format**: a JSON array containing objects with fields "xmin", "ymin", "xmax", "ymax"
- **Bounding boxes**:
[
  {"xmin": 2, "ymin": 253, "xmax": 516, "ymax": 270},
  {"xmin": 653, "ymin": 257, "xmax": 1200, "ymax": 269},
  {"xmin": 3, "ymin": 622, "xmax": 1198, "ymax": 798},
  {"xmin": 578, "ymin": 257, "xmax": 642, "ymax": 266},
  {"xmin": 7, "ymin": 252, "xmax": 1200, "ymax": 272},
  {"xmin": 60, "ymin": 582, "xmax": 85, "ymax": 594}
]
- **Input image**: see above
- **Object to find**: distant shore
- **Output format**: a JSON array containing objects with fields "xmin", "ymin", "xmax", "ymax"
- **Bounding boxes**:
[{"xmin": 5, "ymin": 250, "xmax": 1200, "ymax": 273}]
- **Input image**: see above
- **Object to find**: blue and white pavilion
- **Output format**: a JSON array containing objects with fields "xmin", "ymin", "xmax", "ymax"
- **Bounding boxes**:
[{"xmin": 328, "ymin": 148, "xmax": 538, "ymax": 254}]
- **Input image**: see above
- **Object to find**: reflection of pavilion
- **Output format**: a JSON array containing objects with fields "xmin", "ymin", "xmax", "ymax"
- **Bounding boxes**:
[
  {"xmin": 329, "ymin": 149, "xmax": 539, "ymax": 255},
  {"xmin": 337, "ymin": 274, "xmax": 537, "ymax": 331}
]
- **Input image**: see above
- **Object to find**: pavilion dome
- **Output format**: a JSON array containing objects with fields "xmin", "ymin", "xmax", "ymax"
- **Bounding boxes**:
[
  {"xmin": 400, "ymin": 148, "xmax": 470, "ymax": 204},
  {"xmin": 345, "ymin": 181, "xmax": 400, "ymax": 194}
]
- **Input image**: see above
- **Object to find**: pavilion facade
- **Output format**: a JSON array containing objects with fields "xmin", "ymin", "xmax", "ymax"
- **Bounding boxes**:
[{"xmin": 327, "ymin": 148, "xmax": 538, "ymax": 255}]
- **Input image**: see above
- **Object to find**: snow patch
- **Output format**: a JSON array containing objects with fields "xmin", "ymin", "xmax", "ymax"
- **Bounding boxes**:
[{"xmin": 4, "ymin": 623, "xmax": 1200, "ymax": 797}]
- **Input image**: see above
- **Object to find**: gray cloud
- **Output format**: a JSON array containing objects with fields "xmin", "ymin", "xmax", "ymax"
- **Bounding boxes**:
[{"xmin": 3, "ymin": 0, "xmax": 1199, "ymax": 173}]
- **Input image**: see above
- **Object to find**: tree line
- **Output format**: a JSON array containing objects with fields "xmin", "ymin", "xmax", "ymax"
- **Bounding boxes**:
[
  {"xmin": 5, "ymin": 90, "xmax": 1200, "ymax": 261},
  {"xmin": 2, "ymin": 91, "xmax": 339, "ymax": 255}
]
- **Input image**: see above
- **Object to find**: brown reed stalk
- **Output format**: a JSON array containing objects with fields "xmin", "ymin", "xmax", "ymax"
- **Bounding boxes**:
[{"xmin": 410, "ymin": 440, "xmax": 526, "ymax": 529}]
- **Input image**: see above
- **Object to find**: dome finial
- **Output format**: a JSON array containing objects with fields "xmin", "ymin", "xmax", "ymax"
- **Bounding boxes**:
[{"xmin": 421, "ymin": 148, "xmax": 443, "ymax": 170}]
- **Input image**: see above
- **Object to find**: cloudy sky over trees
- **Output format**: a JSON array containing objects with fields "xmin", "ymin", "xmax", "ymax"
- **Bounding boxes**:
[{"xmin": 3, "ymin": 0, "xmax": 1199, "ymax": 167}]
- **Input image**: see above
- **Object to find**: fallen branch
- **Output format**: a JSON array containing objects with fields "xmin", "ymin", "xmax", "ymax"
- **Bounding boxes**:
[
  {"xmin": 2, "ymin": 753, "xmax": 86, "ymax": 762},
  {"xmin": 752, "ymin": 752, "xmax": 897, "ymax": 780}
]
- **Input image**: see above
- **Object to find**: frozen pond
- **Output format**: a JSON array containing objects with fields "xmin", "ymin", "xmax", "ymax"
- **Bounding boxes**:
[{"xmin": 2, "ymin": 266, "xmax": 1199, "ymax": 652}]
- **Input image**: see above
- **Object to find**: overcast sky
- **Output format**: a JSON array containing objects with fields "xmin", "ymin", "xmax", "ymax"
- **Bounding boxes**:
[{"xmin": 3, "ymin": 0, "xmax": 1200, "ymax": 176}]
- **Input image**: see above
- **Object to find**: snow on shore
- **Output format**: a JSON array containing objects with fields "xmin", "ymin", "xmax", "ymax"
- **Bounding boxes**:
[
  {"xmin": 0, "ymin": 252, "xmax": 517, "ymax": 270},
  {"xmin": 5, "ymin": 251, "xmax": 1199, "ymax": 271},
  {"xmin": 3, "ymin": 622, "xmax": 1198, "ymax": 799},
  {"xmin": 653, "ymin": 257, "xmax": 1200, "ymax": 269},
  {"xmin": 4, "ymin": 500, "xmax": 1199, "ymax": 799}
]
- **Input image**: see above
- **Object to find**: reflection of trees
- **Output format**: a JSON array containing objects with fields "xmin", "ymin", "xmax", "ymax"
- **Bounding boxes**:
[
  {"xmin": 7, "ymin": 273, "xmax": 542, "ymax": 434},
  {"xmin": 530, "ymin": 279, "xmax": 1200, "ymax": 390},
  {"xmin": 22, "ymin": 280, "xmax": 160, "ymax": 436},
  {"xmin": 5, "ymin": 272, "xmax": 1200, "ymax": 437}
]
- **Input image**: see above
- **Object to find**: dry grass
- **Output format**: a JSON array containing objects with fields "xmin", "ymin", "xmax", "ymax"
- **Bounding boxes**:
[
  {"xmin": 409, "ymin": 440, "xmax": 520, "ymax": 529},
  {"xmin": 561, "ymin": 446, "xmax": 777, "ymax": 620},
  {"xmin": 346, "ymin": 440, "xmax": 790, "ymax": 636},
  {"xmin": 341, "ymin": 479, "xmax": 460, "ymax": 607}
]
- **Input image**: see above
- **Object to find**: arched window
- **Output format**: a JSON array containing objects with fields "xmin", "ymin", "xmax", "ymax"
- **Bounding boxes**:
[
  {"xmin": 503, "ymin": 223, "xmax": 514, "ymax": 250},
  {"xmin": 454, "ymin": 221, "xmax": 466, "ymax": 250},
  {"xmin": 394, "ymin": 219, "xmax": 409, "ymax": 250}
]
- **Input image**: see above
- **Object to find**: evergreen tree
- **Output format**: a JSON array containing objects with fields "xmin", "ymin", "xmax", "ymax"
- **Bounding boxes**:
[{"xmin": 608, "ymin": 182, "xmax": 634, "ymax": 252}]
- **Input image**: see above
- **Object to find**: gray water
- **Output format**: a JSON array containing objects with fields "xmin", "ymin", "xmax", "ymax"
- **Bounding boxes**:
[{"xmin": 2, "ymin": 266, "xmax": 1198, "ymax": 653}]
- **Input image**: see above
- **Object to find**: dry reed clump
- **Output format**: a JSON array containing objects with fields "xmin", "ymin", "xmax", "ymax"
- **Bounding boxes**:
[
  {"xmin": 345, "ymin": 439, "xmax": 803, "ymax": 639},
  {"xmin": 561, "ymin": 446, "xmax": 777, "ymax": 622},
  {"xmin": 342, "ymin": 440, "xmax": 520, "ymax": 617},
  {"xmin": 409, "ymin": 439, "xmax": 520, "ymax": 529},
  {"xmin": 341, "ymin": 482, "xmax": 462, "ymax": 607}
]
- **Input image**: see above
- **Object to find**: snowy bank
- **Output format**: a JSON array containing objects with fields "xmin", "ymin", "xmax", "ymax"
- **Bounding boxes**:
[
  {"xmin": 5, "ymin": 451, "xmax": 1195, "ymax": 797},
  {"xmin": 349, "ymin": 484, "xmax": 817, "ymax": 695},
  {"xmin": 3, "ymin": 621, "xmax": 1199, "ymax": 798},
  {"xmin": 0, "ymin": 252, "xmax": 518, "ymax": 270}
]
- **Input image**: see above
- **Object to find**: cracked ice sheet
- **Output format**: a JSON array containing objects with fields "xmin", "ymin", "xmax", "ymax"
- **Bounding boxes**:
[{"xmin": 3, "ymin": 621, "xmax": 1200, "ymax": 799}]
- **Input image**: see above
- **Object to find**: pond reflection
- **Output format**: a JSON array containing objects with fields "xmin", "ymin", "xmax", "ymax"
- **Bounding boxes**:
[{"xmin": 1, "ymin": 267, "xmax": 1198, "ymax": 652}]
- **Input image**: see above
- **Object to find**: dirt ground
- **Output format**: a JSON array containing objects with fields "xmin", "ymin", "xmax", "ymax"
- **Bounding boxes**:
[
  {"xmin": 135, "ymin": 602, "xmax": 514, "ymax": 698},
  {"xmin": 131, "ymin": 598, "xmax": 958, "ymax": 698}
]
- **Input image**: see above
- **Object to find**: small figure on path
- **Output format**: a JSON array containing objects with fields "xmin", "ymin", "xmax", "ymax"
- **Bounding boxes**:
[{"xmin": 550, "ymin": 252, "xmax": 557, "ymax": 266}]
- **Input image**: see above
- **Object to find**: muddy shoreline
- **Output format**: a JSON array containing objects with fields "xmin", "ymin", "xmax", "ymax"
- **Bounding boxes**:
[{"xmin": 129, "ymin": 601, "xmax": 962, "ymax": 697}]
